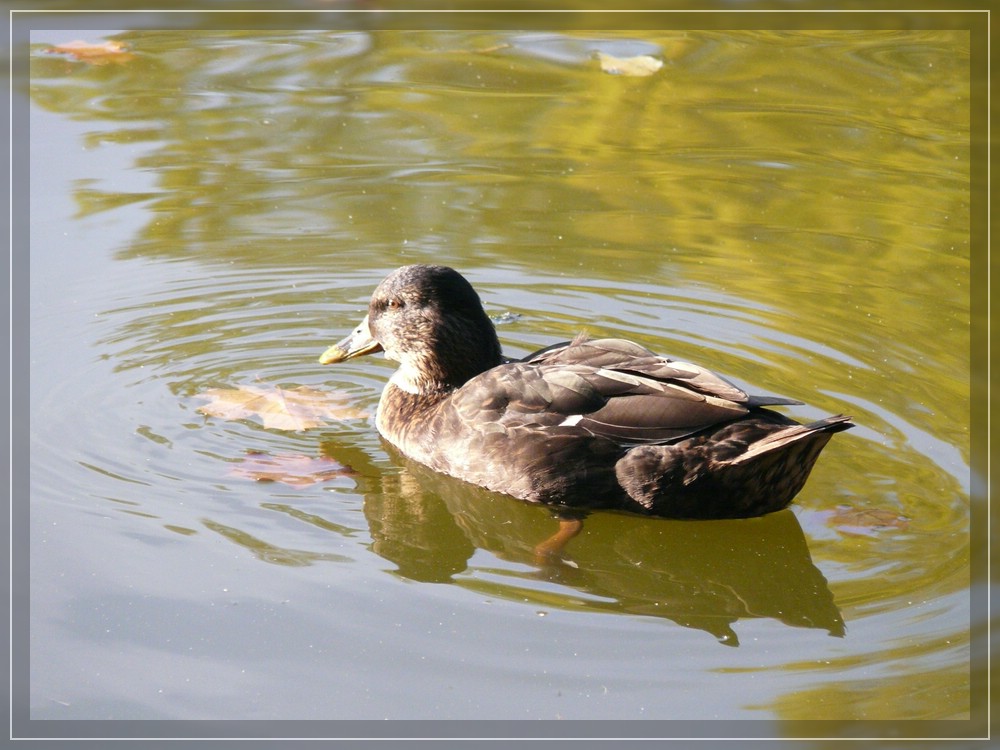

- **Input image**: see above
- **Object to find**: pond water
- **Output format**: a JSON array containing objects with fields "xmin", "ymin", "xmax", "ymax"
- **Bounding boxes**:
[{"xmin": 24, "ymin": 26, "xmax": 975, "ymax": 735}]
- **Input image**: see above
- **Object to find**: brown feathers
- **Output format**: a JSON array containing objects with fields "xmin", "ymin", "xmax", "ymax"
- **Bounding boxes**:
[{"xmin": 319, "ymin": 265, "xmax": 854, "ymax": 518}]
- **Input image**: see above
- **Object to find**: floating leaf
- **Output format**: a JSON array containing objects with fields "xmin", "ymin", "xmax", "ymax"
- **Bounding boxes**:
[
  {"xmin": 455, "ymin": 42, "xmax": 513, "ymax": 55},
  {"xmin": 230, "ymin": 450, "xmax": 355, "ymax": 488},
  {"xmin": 596, "ymin": 52, "xmax": 663, "ymax": 77},
  {"xmin": 195, "ymin": 384, "xmax": 367, "ymax": 432},
  {"xmin": 823, "ymin": 505, "xmax": 910, "ymax": 537},
  {"xmin": 43, "ymin": 40, "xmax": 135, "ymax": 65}
]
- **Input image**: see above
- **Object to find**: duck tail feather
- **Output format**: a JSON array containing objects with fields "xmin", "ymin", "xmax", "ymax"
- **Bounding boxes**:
[{"xmin": 729, "ymin": 414, "xmax": 854, "ymax": 464}]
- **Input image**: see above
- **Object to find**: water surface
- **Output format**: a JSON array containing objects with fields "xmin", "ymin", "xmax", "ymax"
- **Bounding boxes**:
[{"xmin": 26, "ymin": 28, "xmax": 972, "ymax": 727}]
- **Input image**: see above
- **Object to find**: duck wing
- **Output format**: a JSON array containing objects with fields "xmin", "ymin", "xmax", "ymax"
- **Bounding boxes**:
[
  {"xmin": 461, "ymin": 337, "xmax": 794, "ymax": 444},
  {"xmin": 525, "ymin": 337, "xmax": 800, "ymax": 406}
]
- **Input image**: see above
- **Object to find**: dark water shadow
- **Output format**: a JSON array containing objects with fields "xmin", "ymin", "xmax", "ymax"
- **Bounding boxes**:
[{"xmin": 319, "ymin": 438, "xmax": 844, "ymax": 647}]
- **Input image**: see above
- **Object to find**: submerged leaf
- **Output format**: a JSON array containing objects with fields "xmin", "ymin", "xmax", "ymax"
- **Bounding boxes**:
[
  {"xmin": 43, "ymin": 40, "xmax": 135, "ymax": 65},
  {"xmin": 230, "ymin": 450, "xmax": 355, "ymax": 488},
  {"xmin": 822, "ymin": 505, "xmax": 911, "ymax": 537},
  {"xmin": 596, "ymin": 52, "xmax": 663, "ymax": 77},
  {"xmin": 196, "ymin": 384, "xmax": 367, "ymax": 432}
]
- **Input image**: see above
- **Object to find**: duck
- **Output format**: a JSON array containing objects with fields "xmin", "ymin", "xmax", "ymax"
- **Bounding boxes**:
[{"xmin": 319, "ymin": 264, "xmax": 853, "ymax": 520}]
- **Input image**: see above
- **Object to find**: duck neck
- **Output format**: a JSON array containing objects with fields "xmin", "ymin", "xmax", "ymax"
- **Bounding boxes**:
[
  {"xmin": 395, "ymin": 318, "xmax": 503, "ymax": 398},
  {"xmin": 388, "ymin": 363, "xmax": 453, "ymax": 399}
]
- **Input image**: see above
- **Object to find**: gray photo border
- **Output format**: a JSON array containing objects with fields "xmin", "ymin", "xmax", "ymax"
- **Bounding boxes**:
[{"xmin": 6, "ymin": 4, "xmax": 990, "ymax": 745}]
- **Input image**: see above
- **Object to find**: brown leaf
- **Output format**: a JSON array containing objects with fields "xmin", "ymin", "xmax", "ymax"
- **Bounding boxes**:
[
  {"xmin": 195, "ymin": 384, "xmax": 367, "ymax": 432},
  {"xmin": 230, "ymin": 451, "xmax": 355, "ymax": 488},
  {"xmin": 824, "ymin": 505, "xmax": 910, "ymax": 537},
  {"xmin": 44, "ymin": 40, "xmax": 135, "ymax": 65},
  {"xmin": 596, "ymin": 52, "xmax": 663, "ymax": 77}
]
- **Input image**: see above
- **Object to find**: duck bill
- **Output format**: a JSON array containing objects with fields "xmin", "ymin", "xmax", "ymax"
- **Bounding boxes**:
[{"xmin": 318, "ymin": 315, "xmax": 383, "ymax": 364}]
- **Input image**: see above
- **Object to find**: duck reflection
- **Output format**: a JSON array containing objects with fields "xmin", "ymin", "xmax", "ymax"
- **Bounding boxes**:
[{"xmin": 321, "ymin": 438, "xmax": 844, "ymax": 647}]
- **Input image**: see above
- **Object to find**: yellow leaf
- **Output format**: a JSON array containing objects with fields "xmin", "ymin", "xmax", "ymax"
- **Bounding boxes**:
[
  {"xmin": 596, "ymin": 52, "xmax": 663, "ymax": 77},
  {"xmin": 195, "ymin": 384, "xmax": 367, "ymax": 432}
]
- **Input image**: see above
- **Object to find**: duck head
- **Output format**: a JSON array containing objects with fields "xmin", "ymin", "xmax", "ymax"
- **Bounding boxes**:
[{"xmin": 319, "ymin": 264, "xmax": 503, "ymax": 393}]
